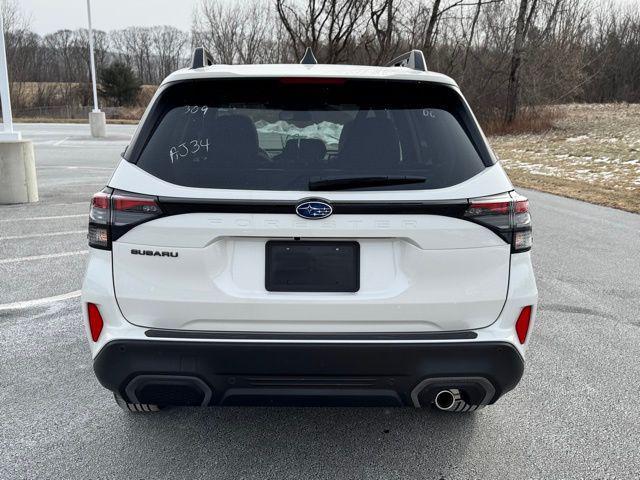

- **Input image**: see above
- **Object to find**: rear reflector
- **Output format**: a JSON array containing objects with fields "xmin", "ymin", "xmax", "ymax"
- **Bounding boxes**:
[
  {"xmin": 87, "ymin": 303, "xmax": 104, "ymax": 342},
  {"xmin": 515, "ymin": 306, "xmax": 533, "ymax": 344}
]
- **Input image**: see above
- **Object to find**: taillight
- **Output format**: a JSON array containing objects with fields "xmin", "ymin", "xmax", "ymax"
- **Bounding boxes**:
[
  {"xmin": 88, "ymin": 189, "xmax": 111, "ymax": 250},
  {"xmin": 88, "ymin": 189, "xmax": 162, "ymax": 250},
  {"xmin": 87, "ymin": 303, "xmax": 104, "ymax": 342},
  {"xmin": 465, "ymin": 191, "xmax": 532, "ymax": 252}
]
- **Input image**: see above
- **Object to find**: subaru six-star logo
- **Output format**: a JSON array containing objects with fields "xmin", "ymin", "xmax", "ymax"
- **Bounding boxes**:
[{"xmin": 296, "ymin": 199, "xmax": 333, "ymax": 220}]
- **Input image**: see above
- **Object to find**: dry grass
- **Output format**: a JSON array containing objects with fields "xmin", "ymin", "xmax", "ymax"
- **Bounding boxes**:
[
  {"xmin": 10, "ymin": 81, "xmax": 157, "ymax": 117},
  {"xmin": 489, "ymin": 103, "xmax": 640, "ymax": 213},
  {"xmin": 483, "ymin": 107, "xmax": 560, "ymax": 136}
]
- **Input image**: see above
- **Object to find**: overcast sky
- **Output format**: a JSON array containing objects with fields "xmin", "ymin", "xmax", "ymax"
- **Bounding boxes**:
[
  {"xmin": 16, "ymin": 0, "xmax": 640, "ymax": 35},
  {"xmin": 18, "ymin": 0, "xmax": 209, "ymax": 34}
]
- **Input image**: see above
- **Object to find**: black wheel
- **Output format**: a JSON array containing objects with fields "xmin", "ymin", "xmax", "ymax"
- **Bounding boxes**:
[{"xmin": 113, "ymin": 392, "xmax": 161, "ymax": 412}]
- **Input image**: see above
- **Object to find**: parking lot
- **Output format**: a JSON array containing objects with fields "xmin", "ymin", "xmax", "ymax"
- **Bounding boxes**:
[{"xmin": 1, "ymin": 123, "xmax": 639, "ymax": 479}]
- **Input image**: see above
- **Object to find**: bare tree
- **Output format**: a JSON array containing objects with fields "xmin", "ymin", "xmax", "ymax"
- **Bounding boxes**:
[
  {"xmin": 151, "ymin": 26, "xmax": 189, "ymax": 81},
  {"xmin": 111, "ymin": 27, "xmax": 153, "ymax": 83},
  {"xmin": 362, "ymin": 0, "xmax": 398, "ymax": 64},
  {"xmin": 275, "ymin": 0, "xmax": 370, "ymax": 63},
  {"xmin": 193, "ymin": 0, "xmax": 282, "ymax": 64},
  {"xmin": 3, "ymin": 0, "xmax": 640, "ymax": 124},
  {"xmin": 504, "ymin": 0, "xmax": 539, "ymax": 122}
]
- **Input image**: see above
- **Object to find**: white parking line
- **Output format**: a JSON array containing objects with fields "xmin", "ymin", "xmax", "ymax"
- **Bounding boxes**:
[
  {"xmin": 49, "ymin": 202, "xmax": 87, "ymax": 207},
  {"xmin": 0, "ymin": 290, "xmax": 81, "ymax": 311},
  {"xmin": 54, "ymin": 136, "xmax": 70, "ymax": 146},
  {"xmin": 0, "ymin": 230, "xmax": 86, "ymax": 241},
  {"xmin": 0, "ymin": 250, "xmax": 88, "ymax": 265},
  {"xmin": 0, "ymin": 214, "xmax": 86, "ymax": 222},
  {"xmin": 37, "ymin": 166, "xmax": 114, "ymax": 170}
]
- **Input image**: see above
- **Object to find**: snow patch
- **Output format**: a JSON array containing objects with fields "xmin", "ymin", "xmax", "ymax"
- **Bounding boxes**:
[{"xmin": 566, "ymin": 135, "xmax": 589, "ymax": 142}]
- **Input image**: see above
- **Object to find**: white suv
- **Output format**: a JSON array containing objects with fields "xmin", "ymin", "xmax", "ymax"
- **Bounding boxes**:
[{"xmin": 82, "ymin": 48, "xmax": 537, "ymax": 412}]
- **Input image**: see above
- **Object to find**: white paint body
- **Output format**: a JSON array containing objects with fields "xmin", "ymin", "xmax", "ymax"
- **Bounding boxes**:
[
  {"xmin": 83, "ymin": 247, "xmax": 537, "ymax": 359},
  {"xmin": 81, "ymin": 63, "xmax": 537, "ymax": 365}
]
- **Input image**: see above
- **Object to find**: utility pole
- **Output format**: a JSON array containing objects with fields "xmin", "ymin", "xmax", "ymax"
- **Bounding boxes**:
[
  {"xmin": 0, "ymin": 4, "xmax": 38, "ymax": 204},
  {"xmin": 0, "ymin": 2, "xmax": 19, "ymax": 141},
  {"xmin": 86, "ymin": 0, "xmax": 106, "ymax": 137}
]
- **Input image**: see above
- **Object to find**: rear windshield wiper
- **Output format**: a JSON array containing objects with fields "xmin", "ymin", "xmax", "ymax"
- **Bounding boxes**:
[{"xmin": 308, "ymin": 175, "xmax": 426, "ymax": 191}]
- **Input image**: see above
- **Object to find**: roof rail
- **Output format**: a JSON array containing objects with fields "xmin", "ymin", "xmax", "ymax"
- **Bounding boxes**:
[
  {"xmin": 190, "ymin": 47, "xmax": 214, "ymax": 69},
  {"xmin": 300, "ymin": 47, "xmax": 318, "ymax": 65},
  {"xmin": 385, "ymin": 50, "xmax": 427, "ymax": 72}
]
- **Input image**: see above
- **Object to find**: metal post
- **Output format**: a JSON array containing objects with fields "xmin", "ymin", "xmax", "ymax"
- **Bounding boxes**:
[
  {"xmin": 0, "ymin": 0, "xmax": 37, "ymax": 204},
  {"xmin": 85, "ymin": 0, "xmax": 105, "ymax": 137},
  {"xmin": 0, "ymin": 5, "xmax": 20, "ymax": 140},
  {"xmin": 86, "ymin": 0, "xmax": 99, "ymax": 112}
]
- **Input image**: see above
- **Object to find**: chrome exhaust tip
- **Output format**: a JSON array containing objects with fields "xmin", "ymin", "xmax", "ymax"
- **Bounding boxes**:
[{"xmin": 434, "ymin": 388, "xmax": 462, "ymax": 411}]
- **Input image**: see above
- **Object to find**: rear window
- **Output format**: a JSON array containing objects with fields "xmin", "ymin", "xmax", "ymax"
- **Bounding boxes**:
[{"xmin": 128, "ymin": 78, "xmax": 492, "ymax": 191}]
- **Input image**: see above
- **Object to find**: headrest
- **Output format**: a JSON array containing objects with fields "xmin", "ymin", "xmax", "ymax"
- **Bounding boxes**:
[
  {"xmin": 340, "ymin": 117, "xmax": 400, "ymax": 167},
  {"xmin": 211, "ymin": 114, "xmax": 259, "ymax": 156}
]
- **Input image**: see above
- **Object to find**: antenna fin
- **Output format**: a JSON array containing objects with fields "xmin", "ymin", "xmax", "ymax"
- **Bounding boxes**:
[{"xmin": 300, "ymin": 47, "xmax": 318, "ymax": 65}]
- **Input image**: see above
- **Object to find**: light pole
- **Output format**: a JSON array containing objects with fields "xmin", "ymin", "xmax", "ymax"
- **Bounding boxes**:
[
  {"xmin": 0, "ymin": 2, "xmax": 19, "ymax": 141},
  {"xmin": 86, "ymin": 0, "xmax": 106, "ymax": 137},
  {"xmin": 0, "ymin": 3, "xmax": 38, "ymax": 204}
]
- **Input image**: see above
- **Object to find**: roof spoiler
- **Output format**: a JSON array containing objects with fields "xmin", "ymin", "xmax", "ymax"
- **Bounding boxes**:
[
  {"xmin": 385, "ymin": 50, "xmax": 427, "ymax": 72},
  {"xmin": 190, "ymin": 47, "xmax": 214, "ymax": 69}
]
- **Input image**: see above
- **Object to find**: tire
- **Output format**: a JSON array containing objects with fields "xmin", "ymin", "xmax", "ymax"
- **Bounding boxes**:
[{"xmin": 113, "ymin": 392, "xmax": 161, "ymax": 413}]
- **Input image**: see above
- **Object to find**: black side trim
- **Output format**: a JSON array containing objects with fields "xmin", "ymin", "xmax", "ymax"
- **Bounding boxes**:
[
  {"xmin": 144, "ymin": 330, "xmax": 478, "ymax": 340},
  {"xmin": 157, "ymin": 197, "xmax": 469, "ymax": 217}
]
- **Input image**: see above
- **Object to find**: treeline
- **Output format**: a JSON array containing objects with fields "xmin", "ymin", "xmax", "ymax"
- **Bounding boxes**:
[{"xmin": 3, "ymin": 0, "xmax": 640, "ymax": 127}]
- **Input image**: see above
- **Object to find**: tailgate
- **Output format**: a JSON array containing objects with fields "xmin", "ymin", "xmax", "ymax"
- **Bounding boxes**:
[{"xmin": 112, "ymin": 210, "xmax": 510, "ymax": 332}]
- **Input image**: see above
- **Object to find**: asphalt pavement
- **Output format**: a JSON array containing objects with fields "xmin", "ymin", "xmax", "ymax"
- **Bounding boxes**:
[{"xmin": 0, "ymin": 123, "xmax": 639, "ymax": 479}]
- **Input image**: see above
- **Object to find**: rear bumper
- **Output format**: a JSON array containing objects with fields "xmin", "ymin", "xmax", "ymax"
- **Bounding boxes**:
[{"xmin": 93, "ymin": 338, "xmax": 524, "ymax": 407}]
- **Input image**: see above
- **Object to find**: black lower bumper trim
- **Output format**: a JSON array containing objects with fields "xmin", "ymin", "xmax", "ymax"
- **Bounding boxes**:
[
  {"xmin": 144, "ymin": 330, "xmax": 478, "ymax": 341},
  {"xmin": 93, "ymin": 340, "xmax": 523, "ymax": 407}
]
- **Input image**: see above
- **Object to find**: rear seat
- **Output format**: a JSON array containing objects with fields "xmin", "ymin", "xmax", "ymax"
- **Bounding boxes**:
[
  {"xmin": 338, "ymin": 117, "xmax": 401, "ymax": 170},
  {"xmin": 210, "ymin": 114, "xmax": 270, "ymax": 167},
  {"xmin": 273, "ymin": 138, "xmax": 327, "ymax": 166}
]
